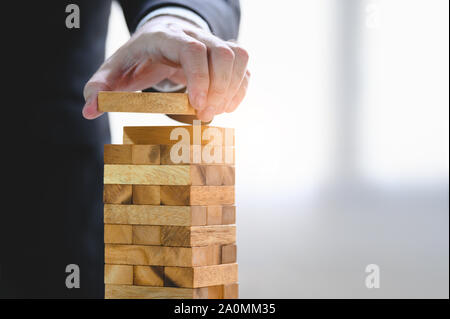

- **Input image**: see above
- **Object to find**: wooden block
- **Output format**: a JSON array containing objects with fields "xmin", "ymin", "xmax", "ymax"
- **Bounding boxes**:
[
  {"xmin": 223, "ymin": 283, "xmax": 239, "ymax": 299},
  {"xmin": 123, "ymin": 126, "xmax": 234, "ymax": 146},
  {"xmin": 104, "ymin": 264, "xmax": 133, "ymax": 285},
  {"xmin": 105, "ymin": 284, "xmax": 201, "ymax": 299},
  {"xmin": 132, "ymin": 225, "xmax": 161, "ymax": 245},
  {"xmin": 204, "ymin": 285, "xmax": 224, "ymax": 299},
  {"xmin": 104, "ymin": 165, "xmax": 191, "ymax": 185},
  {"xmin": 161, "ymin": 225, "xmax": 235, "ymax": 247},
  {"xmin": 160, "ymin": 186, "xmax": 191, "ymax": 205},
  {"xmin": 105, "ymin": 244, "xmax": 218, "ymax": 267},
  {"xmin": 132, "ymin": 185, "xmax": 160, "ymax": 205},
  {"xmin": 104, "ymin": 224, "xmax": 132, "ymax": 244},
  {"xmin": 160, "ymin": 226, "xmax": 191, "ymax": 247},
  {"xmin": 105, "ymin": 164, "xmax": 233, "ymax": 186},
  {"xmin": 104, "ymin": 204, "xmax": 207, "ymax": 226},
  {"xmin": 98, "ymin": 92, "xmax": 196, "ymax": 115},
  {"xmin": 131, "ymin": 145, "xmax": 160, "ymax": 164},
  {"xmin": 103, "ymin": 184, "xmax": 132, "ymax": 204},
  {"xmin": 104, "ymin": 145, "xmax": 132, "ymax": 164},
  {"xmin": 189, "ymin": 225, "xmax": 236, "ymax": 247},
  {"xmin": 190, "ymin": 165, "xmax": 207, "ymax": 185},
  {"xmin": 160, "ymin": 186, "xmax": 235, "ymax": 205},
  {"xmin": 222, "ymin": 206, "xmax": 236, "ymax": 224},
  {"xmin": 205, "ymin": 166, "xmax": 235, "ymax": 186},
  {"xmin": 133, "ymin": 266, "xmax": 164, "ymax": 286},
  {"xmin": 190, "ymin": 186, "xmax": 235, "ymax": 205},
  {"xmin": 221, "ymin": 244, "xmax": 237, "ymax": 264},
  {"xmin": 206, "ymin": 245, "xmax": 223, "ymax": 265},
  {"xmin": 164, "ymin": 264, "xmax": 238, "ymax": 288},
  {"xmin": 160, "ymin": 145, "xmax": 235, "ymax": 165},
  {"xmin": 206, "ymin": 206, "xmax": 223, "ymax": 225}
]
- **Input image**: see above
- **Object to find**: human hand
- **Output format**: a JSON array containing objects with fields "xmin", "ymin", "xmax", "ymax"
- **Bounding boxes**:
[{"xmin": 83, "ymin": 15, "xmax": 250, "ymax": 122}]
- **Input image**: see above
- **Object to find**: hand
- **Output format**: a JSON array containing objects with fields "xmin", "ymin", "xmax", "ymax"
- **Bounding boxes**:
[{"xmin": 83, "ymin": 15, "xmax": 250, "ymax": 122}]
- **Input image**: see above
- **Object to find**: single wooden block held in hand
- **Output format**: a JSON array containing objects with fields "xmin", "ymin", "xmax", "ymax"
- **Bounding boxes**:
[
  {"xmin": 98, "ymin": 92, "xmax": 196, "ymax": 115},
  {"xmin": 104, "ymin": 264, "xmax": 133, "ymax": 285},
  {"xmin": 103, "ymin": 184, "xmax": 132, "ymax": 204},
  {"xmin": 164, "ymin": 263, "xmax": 238, "ymax": 288}
]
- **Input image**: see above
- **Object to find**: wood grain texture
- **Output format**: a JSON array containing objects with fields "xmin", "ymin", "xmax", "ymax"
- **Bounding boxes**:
[
  {"xmin": 105, "ymin": 244, "xmax": 219, "ymax": 267},
  {"xmin": 131, "ymin": 145, "xmax": 160, "ymax": 164},
  {"xmin": 133, "ymin": 266, "xmax": 164, "ymax": 286},
  {"xmin": 105, "ymin": 284, "xmax": 200, "ymax": 299},
  {"xmin": 205, "ymin": 166, "xmax": 235, "ymax": 185},
  {"xmin": 223, "ymin": 283, "xmax": 239, "ymax": 299},
  {"xmin": 222, "ymin": 206, "xmax": 236, "ymax": 224},
  {"xmin": 132, "ymin": 185, "xmax": 160, "ymax": 205},
  {"xmin": 206, "ymin": 206, "xmax": 222, "ymax": 225},
  {"xmin": 104, "ymin": 165, "xmax": 191, "ymax": 185},
  {"xmin": 159, "ymin": 225, "xmax": 236, "ymax": 247},
  {"xmin": 104, "ymin": 224, "xmax": 132, "ymax": 244},
  {"xmin": 160, "ymin": 186, "xmax": 235, "ymax": 206},
  {"xmin": 190, "ymin": 186, "xmax": 235, "ymax": 205},
  {"xmin": 221, "ymin": 244, "xmax": 237, "ymax": 264},
  {"xmin": 105, "ymin": 165, "xmax": 233, "ymax": 186},
  {"xmin": 160, "ymin": 145, "xmax": 235, "ymax": 165},
  {"xmin": 164, "ymin": 263, "xmax": 238, "ymax": 288},
  {"xmin": 104, "ymin": 145, "xmax": 132, "ymax": 164},
  {"xmin": 104, "ymin": 204, "xmax": 207, "ymax": 226},
  {"xmin": 98, "ymin": 92, "xmax": 196, "ymax": 115},
  {"xmin": 104, "ymin": 264, "xmax": 133, "ymax": 285},
  {"xmin": 132, "ymin": 225, "xmax": 161, "ymax": 245},
  {"xmin": 103, "ymin": 184, "xmax": 132, "ymax": 204},
  {"xmin": 123, "ymin": 126, "xmax": 234, "ymax": 146}
]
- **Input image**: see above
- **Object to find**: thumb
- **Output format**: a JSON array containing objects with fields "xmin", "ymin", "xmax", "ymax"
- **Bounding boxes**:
[{"xmin": 82, "ymin": 81, "xmax": 111, "ymax": 120}]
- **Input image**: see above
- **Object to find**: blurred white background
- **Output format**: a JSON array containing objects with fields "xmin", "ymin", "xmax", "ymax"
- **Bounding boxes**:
[{"xmin": 105, "ymin": 0, "xmax": 448, "ymax": 298}]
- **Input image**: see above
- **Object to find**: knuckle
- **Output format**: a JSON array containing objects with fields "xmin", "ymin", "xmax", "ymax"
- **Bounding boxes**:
[
  {"xmin": 184, "ymin": 41, "xmax": 207, "ymax": 54},
  {"xmin": 214, "ymin": 45, "xmax": 235, "ymax": 61},
  {"xmin": 234, "ymin": 46, "xmax": 249, "ymax": 62}
]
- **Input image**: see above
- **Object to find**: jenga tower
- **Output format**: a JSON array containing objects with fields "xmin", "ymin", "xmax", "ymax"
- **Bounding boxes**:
[{"xmin": 99, "ymin": 92, "xmax": 238, "ymax": 299}]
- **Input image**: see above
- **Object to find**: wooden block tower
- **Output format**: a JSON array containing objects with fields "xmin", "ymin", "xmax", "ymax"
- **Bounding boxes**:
[{"xmin": 100, "ymin": 92, "xmax": 238, "ymax": 299}]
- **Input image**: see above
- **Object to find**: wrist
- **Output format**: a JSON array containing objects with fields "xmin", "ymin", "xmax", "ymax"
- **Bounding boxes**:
[{"xmin": 139, "ymin": 15, "xmax": 201, "ymax": 33}]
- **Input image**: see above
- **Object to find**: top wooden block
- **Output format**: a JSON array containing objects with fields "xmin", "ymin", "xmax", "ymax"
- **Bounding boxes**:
[{"xmin": 98, "ymin": 92, "xmax": 196, "ymax": 115}]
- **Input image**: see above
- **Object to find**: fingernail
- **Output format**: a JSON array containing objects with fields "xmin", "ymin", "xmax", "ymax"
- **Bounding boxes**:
[{"xmin": 195, "ymin": 92, "xmax": 207, "ymax": 110}]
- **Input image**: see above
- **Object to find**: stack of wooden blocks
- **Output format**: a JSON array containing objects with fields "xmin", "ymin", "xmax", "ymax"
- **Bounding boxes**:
[{"xmin": 100, "ymin": 93, "xmax": 238, "ymax": 299}]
